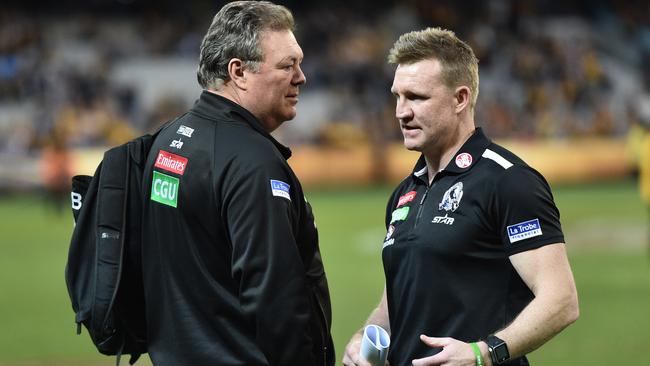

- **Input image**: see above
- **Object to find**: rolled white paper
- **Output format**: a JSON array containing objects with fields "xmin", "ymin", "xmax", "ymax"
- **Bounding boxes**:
[{"xmin": 360, "ymin": 324, "xmax": 390, "ymax": 366}]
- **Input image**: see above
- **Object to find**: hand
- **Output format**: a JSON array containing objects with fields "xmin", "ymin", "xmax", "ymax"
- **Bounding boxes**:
[
  {"xmin": 411, "ymin": 335, "xmax": 476, "ymax": 366},
  {"xmin": 342, "ymin": 332, "xmax": 373, "ymax": 366}
]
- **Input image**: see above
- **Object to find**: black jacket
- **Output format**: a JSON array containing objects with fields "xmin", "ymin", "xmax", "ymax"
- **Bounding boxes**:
[{"xmin": 141, "ymin": 91, "xmax": 334, "ymax": 366}]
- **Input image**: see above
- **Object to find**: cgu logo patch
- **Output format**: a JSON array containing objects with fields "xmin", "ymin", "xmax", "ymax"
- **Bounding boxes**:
[
  {"xmin": 155, "ymin": 150, "xmax": 188, "ymax": 175},
  {"xmin": 390, "ymin": 206, "xmax": 410, "ymax": 224},
  {"xmin": 397, "ymin": 191, "xmax": 417, "ymax": 207},
  {"xmin": 151, "ymin": 171, "xmax": 179, "ymax": 207}
]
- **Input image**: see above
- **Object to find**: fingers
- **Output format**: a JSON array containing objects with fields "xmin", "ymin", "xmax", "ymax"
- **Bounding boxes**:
[
  {"xmin": 411, "ymin": 335, "xmax": 449, "ymax": 365},
  {"xmin": 419, "ymin": 334, "xmax": 450, "ymax": 348},
  {"xmin": 342, "ymin": 333, "xmax": 372, "ymax": 366}
]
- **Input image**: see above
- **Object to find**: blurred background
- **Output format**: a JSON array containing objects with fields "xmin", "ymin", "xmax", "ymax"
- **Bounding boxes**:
[{"xmin": 0, "ymin": 0, "xmax": 649, "ymax": 365}]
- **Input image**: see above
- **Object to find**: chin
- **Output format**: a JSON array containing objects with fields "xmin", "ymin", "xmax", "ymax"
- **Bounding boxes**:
[
  {"xmin": 402, "ymin": 138, "xmax": 422, "ymax": 152},
  {"xmin": 282, "ymin": 110, "xmax": 297, "ymax": 121}
]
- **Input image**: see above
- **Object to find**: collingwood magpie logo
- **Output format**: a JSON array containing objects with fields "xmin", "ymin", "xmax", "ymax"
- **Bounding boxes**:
[{"xmin": 433, "ymin": 182, "xmax": 464, "ymax": 225}]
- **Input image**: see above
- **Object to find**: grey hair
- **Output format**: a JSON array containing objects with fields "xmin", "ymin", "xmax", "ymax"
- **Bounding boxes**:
[
  {"xmin": 388, "ymin": 27, "xmax": 479, "ymax": 110},
  {"xmin": 197, "ymin": 1, "xmax": 295, "ymax": 90}
]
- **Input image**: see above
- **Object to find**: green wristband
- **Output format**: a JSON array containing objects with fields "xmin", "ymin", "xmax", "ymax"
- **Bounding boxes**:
[{"xmin": 470, "ymin": 342, "xmax": 484, "ymax": 366}]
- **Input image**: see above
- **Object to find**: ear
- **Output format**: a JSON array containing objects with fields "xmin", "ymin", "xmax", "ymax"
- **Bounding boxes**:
[
  {"xmin": 227, "ymin": 58, "xmax": 247, "ymax": 90},
  {"xmin": 454, "ymin": 86, "xmax": 471, "ymax": 114}
]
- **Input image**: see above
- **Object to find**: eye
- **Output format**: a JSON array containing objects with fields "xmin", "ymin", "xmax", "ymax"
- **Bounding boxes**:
[{"xmin": 405, "ymin": 92, "xmax": 427, "ymax": 101}]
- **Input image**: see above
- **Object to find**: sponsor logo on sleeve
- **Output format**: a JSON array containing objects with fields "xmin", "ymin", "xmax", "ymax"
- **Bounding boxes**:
[
  {"xmin": 270, "ymin": 179, "xmax": 291, "ymax": 200},
  {"xmin": 390, "ymin": 206, "xmax": 410, "ymax": 224},
  {"xmin": 397, "ymin": 191, "xmax": 417, "ymax": 207},
  {"xmin": 170, "ymin": 138, "xmax": 184, "ymax": 149},
  {"xmin": 507, "ymin": 218, "xmax": 543, "ymax": 243},
  {"xmin": 176, "ymin": 125, "xmax": 194, "ymax": 138},
  {"xmin": 151, "ymin": 171, "xmax": 179, "ymax": 207},
  {"xmin": 455, "ymin": 153, "xmax": 473, "ymax": 168},
  {"xmin": 155, "ymin": 150, "xmax": 188, "ymax": 175}
]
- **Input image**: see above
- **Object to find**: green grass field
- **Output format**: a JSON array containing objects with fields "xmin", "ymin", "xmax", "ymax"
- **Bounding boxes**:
[{"xmin": 0, "ymin": 179, "xmax": 648, "ymax": 365}]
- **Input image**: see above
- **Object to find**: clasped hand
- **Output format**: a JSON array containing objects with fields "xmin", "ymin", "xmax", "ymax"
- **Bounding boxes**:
[{"xmin": 412, "ymin": 335, "xmax": 477, "ymax": 366}]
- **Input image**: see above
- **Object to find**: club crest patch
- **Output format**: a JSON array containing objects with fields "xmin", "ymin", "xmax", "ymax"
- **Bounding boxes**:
[
  {"xmin": 455, "ymin": 153, "xmax": 472, "ymax": 168},
  {"xmin": 270, "ymin": 180, "xmax": 291, "ymax": 200},
  {"xmin": 438, "ymin": 182, "xmax": 463, "ymax": 212},
  {"xmin": 507, "ymin": 218, "xmax": 543, "ymax": 243}
]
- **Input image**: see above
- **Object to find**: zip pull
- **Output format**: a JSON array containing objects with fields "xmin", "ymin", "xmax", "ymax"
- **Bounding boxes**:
[
  {"xmin": 414, "ymin": 186, "xmax": 431, "ymax": 228},
  {"xmin": 419, "ymin": 189, "xmax": 429, "ymax": 205}
]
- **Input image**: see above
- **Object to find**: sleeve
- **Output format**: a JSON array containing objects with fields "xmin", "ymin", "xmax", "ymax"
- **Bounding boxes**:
[
  {"xmin": 384, "ymin": 186, "xmax": 402, "ymax": 229},
  {"xmin": 494, "ymin": 165, "xmax": 565, "ymax": 256},
  {"xmin": 222, "ymin": 156, "xmax": 314, "ymax": 366}
]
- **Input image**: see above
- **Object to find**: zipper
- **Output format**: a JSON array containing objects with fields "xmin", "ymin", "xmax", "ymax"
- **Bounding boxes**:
[
  {"xmin": 413, "ymin": 186, "xmax": 429, "ymax": 229},
  {"xmin": 414, "ymin": 179, "xmax": 438, "ymax": 229}
]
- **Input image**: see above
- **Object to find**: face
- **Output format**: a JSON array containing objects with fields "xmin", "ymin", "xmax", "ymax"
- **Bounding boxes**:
[
  {"xmin": 391, "ymin": 59, "xmax": 459, "ymax": 155},
  {"xmin": 243, "ymin": 29, "xmax": 306, "ymax": 132}
]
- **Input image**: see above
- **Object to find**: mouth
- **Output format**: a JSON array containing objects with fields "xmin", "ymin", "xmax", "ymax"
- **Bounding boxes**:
[{"xmin": 401, "ymin": 124, "xmax": 419, "ymax": 131}]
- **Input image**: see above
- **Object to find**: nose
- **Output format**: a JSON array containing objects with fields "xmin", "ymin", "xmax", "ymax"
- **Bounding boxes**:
[
  {"xmin": 293, "ymin": 64, "xmax": 306, "ymax": 85},
  {"xmin": 395, "ymin": 97, "xmax": 413, "ymax": 122}
]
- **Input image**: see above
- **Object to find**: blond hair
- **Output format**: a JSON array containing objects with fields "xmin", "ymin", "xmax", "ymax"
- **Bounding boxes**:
[{"xmin": 388, "ymin": 27, "xmax": 479, "ymax": 109}]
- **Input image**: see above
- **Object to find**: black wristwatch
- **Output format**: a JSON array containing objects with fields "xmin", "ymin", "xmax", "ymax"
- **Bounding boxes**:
[{"xmin": 486, "ymin": 334, "xmax": 510, "ymax": 365}]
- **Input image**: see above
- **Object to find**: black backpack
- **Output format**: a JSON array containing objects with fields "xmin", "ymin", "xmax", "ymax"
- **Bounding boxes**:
[{"xmin": 65, "ymin": 127, "xmax": 164, "ymax": 365}]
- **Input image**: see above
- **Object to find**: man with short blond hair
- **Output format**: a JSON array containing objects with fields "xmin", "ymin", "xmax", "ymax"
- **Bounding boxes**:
[{"xmin": 343, "ymin": 27, "xmax": 579, "ymax": 366}]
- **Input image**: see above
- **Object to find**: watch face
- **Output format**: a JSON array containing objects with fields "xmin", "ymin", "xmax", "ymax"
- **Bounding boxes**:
[
  {"xmin": 487, "ymin": 335, "xmax": 510, "ymax": 364},
  {"xmin": 494, "ymin": 344, "xmax": 509, "ymax": 362}
]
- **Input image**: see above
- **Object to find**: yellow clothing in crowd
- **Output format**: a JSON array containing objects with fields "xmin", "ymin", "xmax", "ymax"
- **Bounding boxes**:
[{"xmin": 639, "ymin": 131, "xmax": 650, "ymax": 206}]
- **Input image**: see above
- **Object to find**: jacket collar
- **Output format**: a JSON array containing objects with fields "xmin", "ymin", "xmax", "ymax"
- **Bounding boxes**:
[
  {"xmin": 191, "ymin": 90, "xmax": 292, "ymax": 159},
  {"xmin": 411, "ymin": 127, "xmax": 492, "ymax": 183}
]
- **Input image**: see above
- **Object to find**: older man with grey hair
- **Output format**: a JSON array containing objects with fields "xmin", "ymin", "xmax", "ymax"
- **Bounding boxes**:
[{"xmin": 141, "ymin": 2, "xmax": 334, "ymax": 365}]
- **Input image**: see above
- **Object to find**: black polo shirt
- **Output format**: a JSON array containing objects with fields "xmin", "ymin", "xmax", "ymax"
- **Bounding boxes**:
[{"xmin": 382, "ymin": 128, "xmax": 564, "ymax": 366}]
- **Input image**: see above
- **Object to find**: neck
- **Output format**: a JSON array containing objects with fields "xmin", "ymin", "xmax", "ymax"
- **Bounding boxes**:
[
  {"xmin": 209, "ymin": 87, "xmax": 242, "ymax": 107},
  {"xmin": 207, "ymin": 88, "xmax": 278, "ymax": 133}
]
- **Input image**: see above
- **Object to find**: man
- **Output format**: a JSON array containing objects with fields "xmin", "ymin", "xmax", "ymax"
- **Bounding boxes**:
[
  {"xmin": 343, "ymin": 27, "xmax": 579, "ymax": 366},
  {"xmin": 141, "ymin": 2, "xmax": 334, "ymax": 365}
]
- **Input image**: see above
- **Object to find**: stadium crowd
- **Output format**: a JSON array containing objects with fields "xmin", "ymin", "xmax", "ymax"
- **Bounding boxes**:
[{"xmin": 0, "ymin": 0, "xmax": 649, "ymax": 154}]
